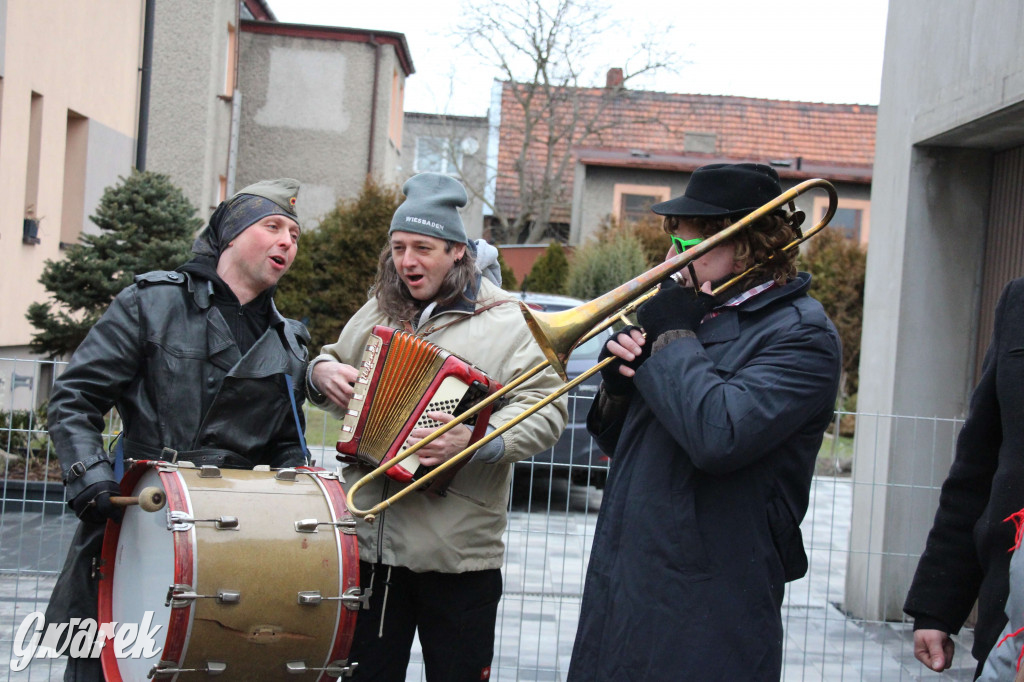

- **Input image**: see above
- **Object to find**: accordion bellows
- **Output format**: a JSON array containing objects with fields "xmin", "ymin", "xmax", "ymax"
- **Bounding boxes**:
[{"xmin": 336, "ymin": 326, "xmax": 501, "ymax": 489}]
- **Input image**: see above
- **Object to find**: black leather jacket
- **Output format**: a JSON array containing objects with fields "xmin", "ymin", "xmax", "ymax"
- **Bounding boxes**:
[
  {"xmin": 46, "ymin": 270, "xmax": 310, "ymax": 626},
  {"xmin": 50, "ymin": 269, "xmax": 310, "ymax": 499}
]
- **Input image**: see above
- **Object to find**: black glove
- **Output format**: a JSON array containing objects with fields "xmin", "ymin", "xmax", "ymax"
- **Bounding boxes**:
[
  {"xmin": 637, "ymin": 277, "xmax": 717, "ymax": 342},
  {"xmin": 70, "ymin": 480, "xmax": 124, "ymax": 524},
  {"xmin": 599, "ymin": 326, "xmax": 650, "ymax": 396}
]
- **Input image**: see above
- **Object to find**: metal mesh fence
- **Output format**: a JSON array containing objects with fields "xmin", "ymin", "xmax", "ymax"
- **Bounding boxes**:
[{"xmin": 0, "ymin": 357, "xmax": 976, "ymax": 680}]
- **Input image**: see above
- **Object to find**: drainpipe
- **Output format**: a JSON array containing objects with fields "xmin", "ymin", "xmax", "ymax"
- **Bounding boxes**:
[
  {"xmin": 136, "ymin": 0, "xmax": 155, "ymax": 171},
  {"xmin": 367, "ymin": 33, "xmax": 381, "ymax": 176}
]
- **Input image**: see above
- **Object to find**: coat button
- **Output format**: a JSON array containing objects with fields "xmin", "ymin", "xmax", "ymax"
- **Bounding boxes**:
[
  {"xmin": 168, "ymin": 273, "xmax": 181, "ymax": 281},
  {"xmin": 207, "ymin": 376, "xmax": 216, "ymax": 386}
]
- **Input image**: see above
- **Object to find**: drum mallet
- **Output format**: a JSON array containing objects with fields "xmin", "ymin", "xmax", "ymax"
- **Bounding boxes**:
[{"xmin": 109, "ymin": 487, "xmax": 166, "ymax": 512}]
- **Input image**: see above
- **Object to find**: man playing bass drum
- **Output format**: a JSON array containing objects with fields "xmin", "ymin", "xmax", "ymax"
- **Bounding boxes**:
[
  {"xmin": 46, "ymin": 179, "xmax": 310, "ymax": 682},
  {"xmin": 308, "ymin": 172, "xmax": 567, "ymax": 682},
  {"xmin": 568, "ymin": 163, "xmax": 842, "ymax": 681}
]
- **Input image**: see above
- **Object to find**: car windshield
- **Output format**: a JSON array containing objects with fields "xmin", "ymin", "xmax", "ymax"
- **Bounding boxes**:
[{"xmin": 572, "ymin": 332, "xmax": 604, "ymax": 359}]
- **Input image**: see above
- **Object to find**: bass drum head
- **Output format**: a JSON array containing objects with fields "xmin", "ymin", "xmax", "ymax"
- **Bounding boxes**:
[
  {"xmin": 100, "ymin": 463, "xmax": 359, "ymax": 681},
  {"xmin": 101, "ymin": 466, "xmax": 179, "ymax": 682}
]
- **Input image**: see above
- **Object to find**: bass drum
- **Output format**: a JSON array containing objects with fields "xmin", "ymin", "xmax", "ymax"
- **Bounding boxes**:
[{"xmin": 99, "ymin": 460, "xmax": 360, "ymax": 681}]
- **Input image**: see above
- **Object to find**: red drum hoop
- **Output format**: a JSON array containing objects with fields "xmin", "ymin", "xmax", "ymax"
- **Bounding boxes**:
[{"xmin": 99, "ymin": 461, "xmax": 359, "ymax": 681}]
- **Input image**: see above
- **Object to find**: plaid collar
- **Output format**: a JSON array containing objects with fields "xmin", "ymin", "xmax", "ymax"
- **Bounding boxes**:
[{"xmin": 703, "ymin": 279, "xmax": 777, "ymax": 322}]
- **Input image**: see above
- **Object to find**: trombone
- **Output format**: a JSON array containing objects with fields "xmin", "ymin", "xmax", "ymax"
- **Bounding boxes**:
[{"xmin": 346, "ymin": 178, "xmax": 838, "ymax": 521}]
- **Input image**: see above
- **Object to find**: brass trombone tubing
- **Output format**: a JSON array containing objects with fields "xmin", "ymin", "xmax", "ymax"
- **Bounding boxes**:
[
  {"xmin": 521, "ymin": 178, "xmax": 839, "ymax": 380},
  {"xmin": 344, "ymin": 178, "xmax": 837, "ymax": 520}
]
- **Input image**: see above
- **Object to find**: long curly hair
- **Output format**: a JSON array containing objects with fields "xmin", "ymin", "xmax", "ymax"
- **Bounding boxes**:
[
  {"xmin": 372, "ymin": 240, "xmax": 478, "ymax": 322},
  {"xmin": 663, "ymin": 209, "xmax": 803, "ymax": 288}
]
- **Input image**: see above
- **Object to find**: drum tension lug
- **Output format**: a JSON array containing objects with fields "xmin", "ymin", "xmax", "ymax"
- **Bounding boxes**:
[
  {"xmin": 275, "ymin": 468, "xmax": 299, "ymax": 481},
  {"xmin": 90, "ymin": 557, "xmax": 106, "ymax": 581},
  {"xmin": 295, "ymin": 518, "xmax": 358, "ymax": 533},
  {"xmin": 297, "ymin": 587, "xmax": 368, "ymax": 611},
  {"xmin": 167, "ymin": 510, "xmax": 239, "ymax": 531},
  {"xmin": 166, "ymin": 584, "xmax": 241, "ymax": 608},
  {"xmin": 198, "ymin": 465, "xmax": 222, "ymax": 478},
  {"xmin": 344, "ymin": 586, "xmax": 372, "ymax": 611},
  {"xmin": 148, "ymin": 660, "xmax": 227, "ymax": 678},
  {"xmin": 284, "ymin": 659, "xmax": 357, "ymax": 677}
]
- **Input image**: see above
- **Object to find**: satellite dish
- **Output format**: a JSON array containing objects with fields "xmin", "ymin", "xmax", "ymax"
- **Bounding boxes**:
[{"xmin": 460, "ymin": 137, "xmax": 480, "ymax": 155}]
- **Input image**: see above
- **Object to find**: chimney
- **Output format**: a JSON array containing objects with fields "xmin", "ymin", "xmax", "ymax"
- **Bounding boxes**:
[{"xmin": 606, "ymin": 67, "xmax": 624, "ymax": 88}]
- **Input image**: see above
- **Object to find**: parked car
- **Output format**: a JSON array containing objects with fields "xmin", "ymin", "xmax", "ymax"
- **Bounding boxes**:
[{"xmin": 510, "ymin": 291, "xmax": 611, "ymax": 488}]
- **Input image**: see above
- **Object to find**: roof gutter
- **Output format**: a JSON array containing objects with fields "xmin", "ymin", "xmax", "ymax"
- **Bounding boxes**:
[{"xmin": 367, "ymin": 33, "xmax": 381, "ymax": 176}]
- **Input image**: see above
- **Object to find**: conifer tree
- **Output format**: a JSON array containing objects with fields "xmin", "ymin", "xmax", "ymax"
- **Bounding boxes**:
[
  {"xmin": 798, "ymin": 228, "xmax": 867, "ymax": 398},
  {"xmin": 566, "ymin": 233, "xmax": 646, "ymax": 300},
  {"xmin": 26, "ymin": 170, "xmax": 200, "ymax": 357},
  {"xmin": 526, "ymin": 242, "xmax": 569, "ymax": 294}
]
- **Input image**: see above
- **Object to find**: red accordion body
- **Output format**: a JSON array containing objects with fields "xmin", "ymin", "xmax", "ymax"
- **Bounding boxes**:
[{"xmin": 336, "ymin": 326, "xmax": 502, "ymax": 488}]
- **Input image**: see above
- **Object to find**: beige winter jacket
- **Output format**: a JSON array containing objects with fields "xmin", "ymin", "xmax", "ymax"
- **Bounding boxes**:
[{"xmin": 317, "ymin": 278, "xmax": 568, "ymax": 573}]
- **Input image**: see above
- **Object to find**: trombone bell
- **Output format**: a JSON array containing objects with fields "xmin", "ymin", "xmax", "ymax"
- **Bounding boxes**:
[
  {"xmin": 519, "ymin": 303, "xmax": 587, "ymax": 381},
  {"xmin": 519, "ymin": 287, "xmax": 645, "ymax": 382}
]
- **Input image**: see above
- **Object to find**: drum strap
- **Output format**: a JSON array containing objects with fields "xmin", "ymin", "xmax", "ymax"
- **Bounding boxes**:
[
  {"xmin": 111, "ymin": 433, "xmax": 125, "ymax": 480},
  {"xmin": 285, "ymin": 374, "xmax": 311, "ymax": 466},
  {"xmin": 122, "ymin": 439, "xmax": 251, "ymax": 468}
]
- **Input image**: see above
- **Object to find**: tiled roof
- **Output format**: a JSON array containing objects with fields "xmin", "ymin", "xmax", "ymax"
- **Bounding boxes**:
[{"xmin": 495, "ymin": 82, "xmax": 877, "ymax": 224}]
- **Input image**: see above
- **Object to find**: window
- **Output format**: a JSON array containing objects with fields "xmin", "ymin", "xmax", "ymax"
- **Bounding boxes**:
[
  {"xmin": 23, "ymin": 92, "xmax": 44, "ymax": 244},
  {"xmin": 612, "ymin": 184, "xmax": 671, "ymax": 225},
  {"xmin": 415, "ymin": 136, "xmax": 461, "ymax": 174},
  {"xmin": 814, "ymin": 196, "xmax": 871, "ymax": 244},
  {"xmin": 223, "ymin": 23, "xmax": 237, "ymax": 97},
  {"xmin": 621, "ymin": 194, "xmax": 663, "ymax": 223},
  {"xmin": 830, "ymin": 208, "xmax": 864, "ymax": 240},
  {"xmin": 389, "ymin": 69, "xmax": 404, "ymax": 147},
  {"xmin": 61, "ymin": 110, "xmax": 88, "ymax": 248}
]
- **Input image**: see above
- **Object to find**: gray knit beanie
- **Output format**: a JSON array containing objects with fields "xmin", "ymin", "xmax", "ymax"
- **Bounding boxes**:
[{"xmin": 389, "ymin": 173, "xmax": 468, "ymax": 244}]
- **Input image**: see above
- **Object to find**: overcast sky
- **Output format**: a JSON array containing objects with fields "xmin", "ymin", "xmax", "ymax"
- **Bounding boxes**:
[{"xmin": 267, "ymin": 0, "xmax": 890, "ymax": 117}]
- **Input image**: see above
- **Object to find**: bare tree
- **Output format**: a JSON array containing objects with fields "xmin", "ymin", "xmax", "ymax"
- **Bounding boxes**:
[{"xmin": 453, "ymin": 0, "xmax": 675, "ymax": 243}]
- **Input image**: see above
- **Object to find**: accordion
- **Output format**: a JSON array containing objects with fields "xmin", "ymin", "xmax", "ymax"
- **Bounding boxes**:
[{"xmin": 336, "ymin": 325, "xmax": 502, "ymax": 490}]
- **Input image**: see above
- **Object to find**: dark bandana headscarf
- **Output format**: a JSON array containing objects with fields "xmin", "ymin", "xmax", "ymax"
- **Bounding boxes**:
[{"xmin": 191, "ymin": 194, "xmax": 294, "ymax": 257}]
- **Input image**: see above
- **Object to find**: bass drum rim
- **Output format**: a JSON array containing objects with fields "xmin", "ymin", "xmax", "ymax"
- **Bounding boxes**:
[{"xmin": 98, "ymin": 461, "xmax": 359, "ymax": 682}]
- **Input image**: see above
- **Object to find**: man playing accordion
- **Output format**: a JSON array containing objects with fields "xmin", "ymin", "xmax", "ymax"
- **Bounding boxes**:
[{"xmin": 308, "ymin": 172, "xmax": 567, "ymax": 681}]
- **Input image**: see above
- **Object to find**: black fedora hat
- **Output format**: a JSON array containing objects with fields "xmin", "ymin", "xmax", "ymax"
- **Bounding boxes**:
[{"xmin": 651, "ymin": 163, "xmax": 782, "ymax": 218}]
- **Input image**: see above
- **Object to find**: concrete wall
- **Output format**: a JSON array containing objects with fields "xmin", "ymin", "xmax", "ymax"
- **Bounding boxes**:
[
  {"xmin": 0, "ymin": 0, "xmax": 142, "ymax": 353},
  {"xmin": 146, "ymin": 0, "xmax": 236, "ymax": 218},
  {"xmin": 846, "ymin": 0, "xmax": 1024, "ymax": 621},
  {"xmin": 401, "ymin": 113, "xmax": 488, "ymax": 240},
  {"xmin": 237, "ymin": 29, "xmax": 406, "ymax": 229},
  {"xmin": 571, "ymin": 164, "xmax": 871, "ymax": 247}
]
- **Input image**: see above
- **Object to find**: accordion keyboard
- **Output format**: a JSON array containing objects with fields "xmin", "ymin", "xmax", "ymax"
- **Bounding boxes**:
[{"xmin": 336, "ymin": 326, "xmax": 498, "ymax": 485}]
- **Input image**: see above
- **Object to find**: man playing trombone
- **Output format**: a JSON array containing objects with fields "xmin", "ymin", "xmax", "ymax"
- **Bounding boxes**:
[
  {"xmin": 307, "ymin": 172, "xmax": 567, "ymax": 681},
  {"xmin": 568, "ymin": 163, "xmax": 843, "ymax": 681}
]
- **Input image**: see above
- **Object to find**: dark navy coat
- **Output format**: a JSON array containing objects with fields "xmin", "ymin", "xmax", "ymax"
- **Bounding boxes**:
[
  {"xmin": 905, "ymin": 277, "xmax": 1024, "ymax": 670},
  {"xmin": 568, "ymin": 273, "xmax": 841, "ymax": 681},
  {"xmin": 45, "ymin": 270, "xmax": 309, "ymax": 626}
]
